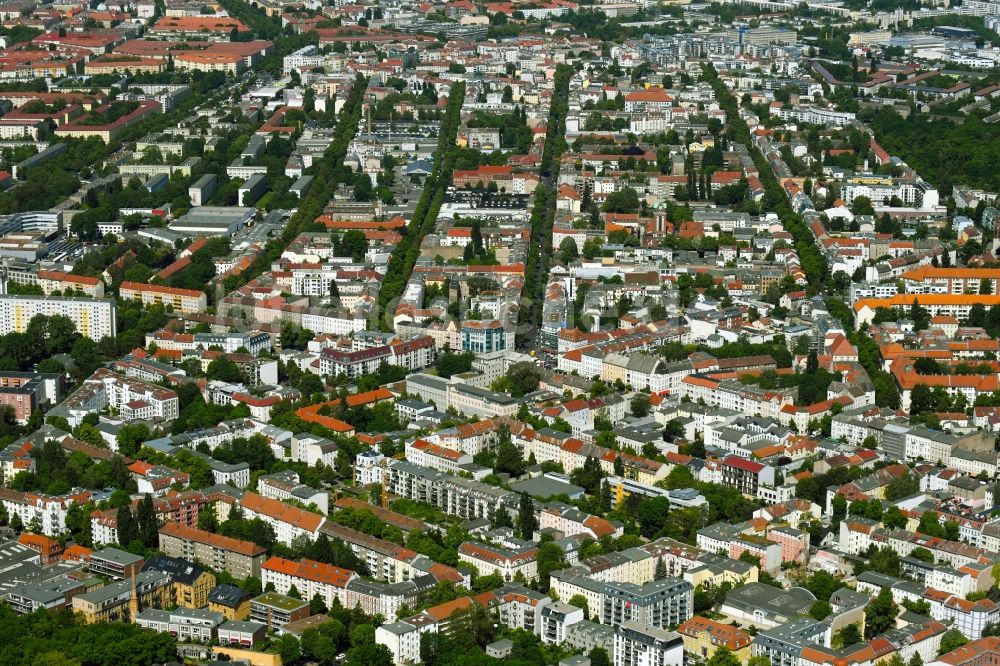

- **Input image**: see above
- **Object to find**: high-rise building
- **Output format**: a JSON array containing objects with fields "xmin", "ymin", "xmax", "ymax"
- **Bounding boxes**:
[{"xmin": 0, "ymin": 295, "xmax": 116, "ymax": 340}]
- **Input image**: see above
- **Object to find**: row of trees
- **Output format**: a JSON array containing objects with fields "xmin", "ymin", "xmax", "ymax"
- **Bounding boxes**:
[
  {"xmin": 0, "ymin": 605, "xmax": 175, "ymax": 665},
  {"xmin": 517, "ymin": 64, "xmax": 573, "ymax": 346},
  {"xmin": 377, "ymin": 82, "xmax": 466, "ymax": 325},
  {"xmin": 704, "ymin": 64, "xmax": 829, "ymax": 286},
  {"xmin": 222, "ymin": 74, "xmax": 369, "ymax": 295}
]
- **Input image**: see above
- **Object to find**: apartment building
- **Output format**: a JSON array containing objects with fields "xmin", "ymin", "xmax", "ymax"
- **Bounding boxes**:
[
  {"xmin": 238, "ymin": 492, "xmax": 325, "ymax": 546},
  {"xmin": 841, "ymin": 174, "xmax": 938, "ymax": 209},
  {"xmin": 721, "ymin": 455, "xmax": 775, "ymax": 497},
  {"xmin": 538, "ymin": 503, "xmax": 623, "ymax": 541},
  {"xmin": 318, "ymin": 522, "xmax": 466, "ymax": 586},
  {"xmin": 602, "ymin": 578, "xmax": 693, "ymax": 629},
  {"xmin": 458, "ymin": 542, "xmax": 538, "ymax": 582},
  {"xmin": 933, "ymin": 594, "xmax": 1000, "ymax": 639},
  {"xmin": 158, "ymin": 523, "xmax": 266, "ymax": 579},
  {"xmin": 540, "ymin": 601, "xmax": 586, "ymax": 645},
  {"xmin": 855, "ymin": 294, "xmax": 1000, "ymax": 328},
  {"xmin": 376, "ymin": 587, "xmax": 547, "ymax": 664},
  {"xmin": 119, "ymin": 281, "xmax": 208, "ymax": 314},
  {"xmin": 462, "ymin": 319, "xmax": 506, "ymax": 354},
  {"xmin": 89, "ymin": 547, "xmax": 144, "ymax": 580},
  {"xmin": 285, "ymin": 430, "xmax": 342, "ymax": 467},
  {"xmin": 174, "ymin": 52, "xmax": 246, "ymax": 73},
  {"xmin": 386, "ymin": 460, "xmax": 514, "ymax": 522},
  {"xmin": 614, "ymin": 621, "xmax": 685, "ymax": 666},
  {"xmin": 57, "ymin": 368, "xmax": 179, "ymax": 427},
  {"xmin": 405, "ymin": 373, "xmax": 451, "ymax": 411},
  {"xmin": 258, "ymin": 470, "xmax": 329, "ymax": 515},
  {"xmin": 318, "ymin": 335, "xmax": 435, "ymax": 379},
  {"xmin": 0, "ymin": 488, "xmax": 92, "ymax": 537},
  {"xmin": 72, "ymin": 570, "xmax": 173, "ymax": 623},
  {"xmin": 141, "ymin": 555, "xmax": 215, "ymax": 609},
  {"xmin": 36, "ymin": 270, "xmax": 104, "ymax": 297},
  {"xmin": 448, "ymin": 383, "xmax": 519, "ymax": 419},
  {"xmin": 753, "ymin": 615, "xmax": 946, "ymax": 666},
  {"xmin": 405, "ymin": 439, "xmax": 473, "ymax": 475},
  {"xmin": 85, "ymin": 55, "xmax": 168, "ymax": 75},
  {"xmin": 208, "ymin": 583, "xmax": 252, "ymax": 621},
  {"xmin": 147, "ymin": 329, "xmax": 271, "ymax": 355},
  {"xmin": 729, "ymin": 535, "xmax": 783, "ymax": 574},
  {"xmin": 678, "ymin": 617, "xmax": 752, "ymax": 662},
  {"xmin": 930, "ymin": 636, "xmax": 1000, "ymax": 666},
  {"xmin": 0, "ymin": 295, "xmax": 116, "ymax": 341},
  {"xmin": 217, "ymin": 620, "xmax": 267, "ymax": 648},
  {"xmin": 344, "ymin": 575, "xmax": 439, "ymax": 620},
  {"xmin": 130, "ymin": 461, "xmax": 189, "ymax": 497},
  {"xmin": 773, "ymin": 105, "xmax": 856, "ymax": 127},
  {"xmin": 149, "ymin": 15, "xmax": 249, "ymax": 39},
  {"xmin": 901, "ymin": 266, "xmax": 1000, "ymax": 296},
  {"xmin": 261, "ymin": 556, "xmax": 357, "ymax": 610},
  {"xmin": 55, "ymin": 100, "xmax": 162, "ymax": 143},
  {"xmin": 679, "ymin": 376, "xmax": 793, "ymax": 420},
  {"xmin": 0, "ymin": 372, "xmax": 49, "ymax": 422},
  {"xmin": 136, "ymin": 607, "xmax": 224, "ymax": 643},
  {"xmin": 112, "ymin": 354, "xmax": 186, "ymax": 385},
  {"xmin": 6, "ymin": 570, "xmax": 89, "ymax": 614},
  {"xmin": 250, "ymin": 592, "xmax": 309, "ymax": 630}
]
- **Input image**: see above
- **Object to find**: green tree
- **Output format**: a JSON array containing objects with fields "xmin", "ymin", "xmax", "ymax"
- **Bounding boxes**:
[
  {"xmin": 435, "ymin": 352, "xmax": 474, "ymax": 379},
  {"xmin": 655, "ymin": 558, "xmax": 667, "ymax": 580},
  {"xmin": 517, "ymin": 492, "xmax": 537, "ymax": 539},
  {"xmin": 301, "ymin": 624, "xmax": 337, "ymax": 664},
  {"xmin": 340, "ymin": 229, "xmax": 369, "ymax": 262},
  {"xmin": 0, "ymin": 606, "xmax": 176, "ymax": 665},
  {"xmin": 838, "ymin": 623, "xmax": 862, "ymax": 647},
  {"xmin": 806, "ymin": 350, "xmax": 819, "ymax": 374},
  {"xmin": 810, "ymin": 599, "xmax": 833, "ymax": 620},
  {"xmin": 493, "ymin": 428, "xmax": 525, "ymax": 477},
  {"xmin": 536, "ymin": 540, "xmax": 564, "ymax": 591},
  {"xmin": 345, "ymin": 643, "xmax": 393, "ymax": 666},
  {"xmin": 882, "ymin": 505, "xmax": 908, "ymax": 530},
  {"xmin": 832, "ymin": 493, "xmax": 848, "ymax": 524},
  {"xmin": 802, "ymin": 570, "xmax": 841, "ymax": 601},
  {"xmin": 589, "ymin": 647, "xmax": 611, "ymax": 666},
  {"xmin": 558, "ymin": 236, "xmax": 579, "ymax": 263},
  {"xmin": 938, "ymin": 628, "xmax": 969, "ymax": 655},
  {"xmin": 493, "ymin": 362, "xmax": 542, "ymax": 398},
  {"xmin": 116, "ymin": 423, "xmax": 150, "ymax": 459},
  {"xmin": 864, "ymin": 588, "xmax": 898, "ymax": 639},
  {"xmin": 116, "ymin": 504, "xmax": 137, "ymax": 547},
  {"xmin": 351, "ymin": 623, "xmax": 377, "ymax": 647},
  {"xmin": 981, "ymin": 622, "xmax": 1000, "ymax": 638},
  {"xmin": 206, "ymin": 357, "xmax": 243, "ymax": 382},
  {"xmin": 630, "ymin": 392, "xmax": 651, "ymax": 417},
  {"xmin": 135, "ymin": 494, "xmax": 158, "ymax": 547},
  {"xmin": 275, "ymin": 634, "xmax": 301, "ymax": 664},
  {"xmin": 492, "ymin": 504, "xmax": 513, "ymax": 529},
  {"xmin": 707, "ymin": 647, "xmax": 742, "ymax": 666},
  {"xmin": 309, "ymin": 592, "xmax": 327, "ymax": 616},
  {"xmin": 197, "ymin": 504, "xmax": 218, "ymax": 532},
  {"xmin": 918, "ymin": 511, "xmax": 943, "ymax": 538},
  {"xmin": 636, "ymin": 496, "xmax": 671, "ymax": 537},
  {"xmin": 568, "ymin": 594, "xmax": 590, "ymax": 619}
]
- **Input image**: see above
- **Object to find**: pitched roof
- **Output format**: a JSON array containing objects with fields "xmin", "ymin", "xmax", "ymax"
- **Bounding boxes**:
[
  {"xmin": 159, "ymin": 522, "xmax": 265, "ymax": 558},
  {"xmin": 241, "ymin": 492, "xmax": 324, "ymax": 532}
]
